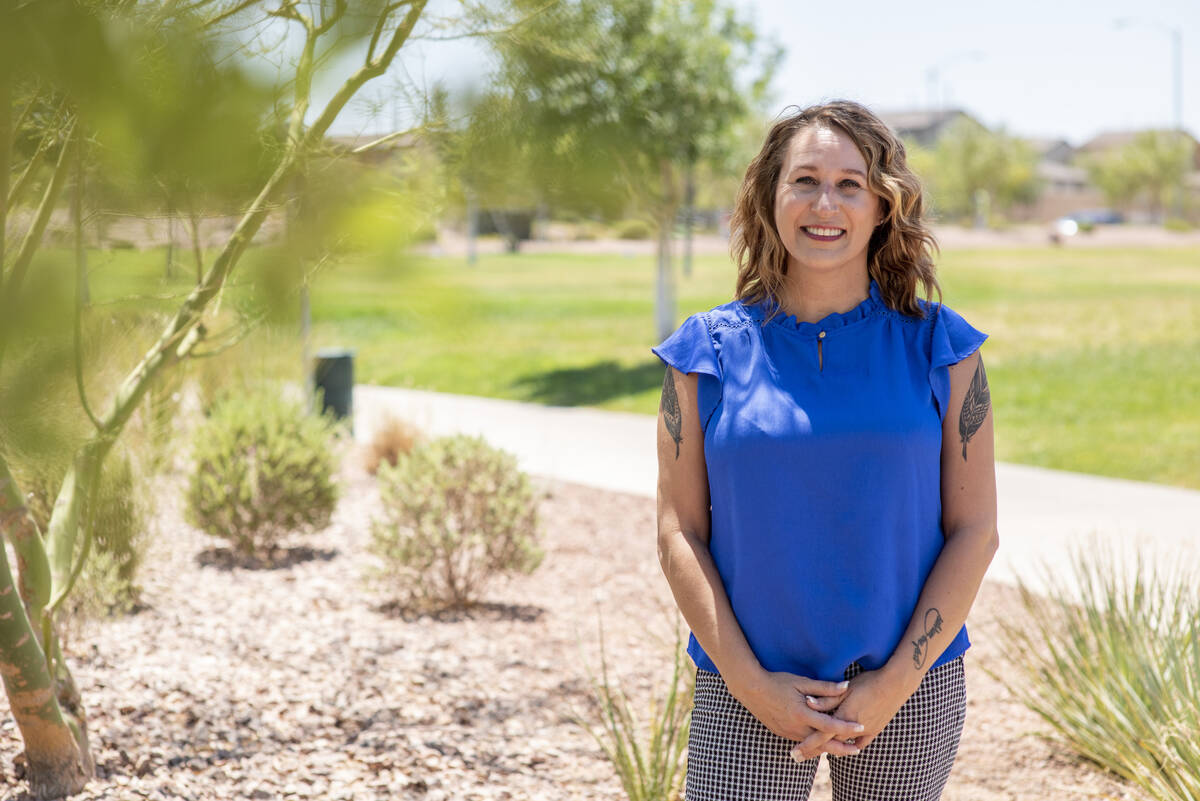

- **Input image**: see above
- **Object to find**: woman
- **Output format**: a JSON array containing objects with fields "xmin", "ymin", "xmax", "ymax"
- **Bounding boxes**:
[{"xmin": 653, "ymin": 100, "xmax": 998, "ymax": 801}]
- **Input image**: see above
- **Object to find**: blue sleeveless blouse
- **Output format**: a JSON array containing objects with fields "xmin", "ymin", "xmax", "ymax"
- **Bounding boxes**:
[{"xmin": 653, "ymin": 281, "xmax": 987, "ymax": 682}]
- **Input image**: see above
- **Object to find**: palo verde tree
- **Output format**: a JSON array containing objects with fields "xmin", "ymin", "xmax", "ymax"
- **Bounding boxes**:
[
  {"xmin": 494, "ymin": 0, "xmax": 779, "ymax": 341},
  {"xmin": 0, "ymin": 0, "xmax": 463, "ymax": 796}
]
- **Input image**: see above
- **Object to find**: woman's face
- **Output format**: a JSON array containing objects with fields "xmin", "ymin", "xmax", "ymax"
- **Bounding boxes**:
[{"xmin": 773, "ymin": 124, "xmax": 882, "ymax": 281}]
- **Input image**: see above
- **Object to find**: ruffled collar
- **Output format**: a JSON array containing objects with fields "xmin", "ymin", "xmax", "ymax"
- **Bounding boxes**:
[{"xmin": 753, "ymin": 280, "xmax": 884, "ymax": 335}]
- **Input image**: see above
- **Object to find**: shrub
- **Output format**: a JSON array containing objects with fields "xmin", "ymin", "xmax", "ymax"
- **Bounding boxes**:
[
  {"xmin": 575, "ymin": 621, "xmax": 693, "ymax": 801},
  {"xmin": 186, "ymin": 389, "xmax": 339, "ymax": 555},
  {"xmin": 363, "ymin": 415, "xmax": 421, "ymax": 475},
  {"xmin": 370, "ymin": 435, "xmax": 541, "ymax": 609},
  {"xmin": 1164, "ymin": 217, "xmax": 1194, "ymax": 233},
  {"xmin": 614, "ymin": 218, "xmax": 653, "ymax": 240},
  {"xmin": 997, "ymin": 549, "xmax": 1200, "ymax": 801}
]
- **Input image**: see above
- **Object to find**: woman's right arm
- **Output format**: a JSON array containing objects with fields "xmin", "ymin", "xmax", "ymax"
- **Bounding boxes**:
[{"xmin": 655, "ymin": 367, "xmax": 863, "ymax": 751}]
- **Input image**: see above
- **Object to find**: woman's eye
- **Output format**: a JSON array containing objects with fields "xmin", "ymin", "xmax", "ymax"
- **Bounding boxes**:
[
  {"xmin": 794, "ymin": 176, "xmax": 817, "ymax": 185},
  {"xmin": 839, "ymin": 180, "xmax": 862, "ymax": 190}
]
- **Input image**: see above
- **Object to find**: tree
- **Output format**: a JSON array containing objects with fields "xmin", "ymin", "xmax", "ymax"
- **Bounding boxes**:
[
  {"xmin": 908, "ymin": 117, "xmax": 1039, "ymax": 226},
  {"xmin": 0, "ymin": 1, "xmax": 445, "ymax": 796},
  {"xmin": 493, "ymin": 0, "xmax": 779, "ymax": 340},
  {"xmin": 1082, "ymin": 131, "xmax": 1193, "ymax": 222}
]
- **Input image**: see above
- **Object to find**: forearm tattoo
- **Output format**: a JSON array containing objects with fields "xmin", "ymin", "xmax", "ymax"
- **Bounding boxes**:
[
  {"xmin": 661, "ymin": 369, "xmax": 683, "ymax": 459},
  {"xmin": 958, "ymin": 359, "xmax": 990, "ymax": 461},
  {"xmin": 911, "ymin": 607, "xmax": 944, "ymax": 669}
]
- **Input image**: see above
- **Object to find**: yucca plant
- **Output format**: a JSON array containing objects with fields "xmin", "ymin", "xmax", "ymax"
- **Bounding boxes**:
[
  {"xmin": 997, "ymin": 548, "xmax": 1200, "ymax": 801},
  {"xmin": 576, "ymin": 620, "xmax": 694, "ymax": 801}
]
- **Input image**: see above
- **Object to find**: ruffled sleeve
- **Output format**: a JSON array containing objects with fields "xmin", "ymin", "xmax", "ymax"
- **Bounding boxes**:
[
  {"xmin": 928, "ymin": 304, "xmax": 988, "ymax": 421},
  {"xmin": 652, "ymin": 313, "xmax": 723, "ymax": 433},
  {"xmin": 652, "ymin": 313, "xmax": 721, "ymax": 379}
]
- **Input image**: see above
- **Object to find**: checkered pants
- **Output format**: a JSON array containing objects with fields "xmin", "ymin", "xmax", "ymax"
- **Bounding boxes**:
[{"xmin": 686, "ymin": 657, "xmax": 966, "ymax": 801}]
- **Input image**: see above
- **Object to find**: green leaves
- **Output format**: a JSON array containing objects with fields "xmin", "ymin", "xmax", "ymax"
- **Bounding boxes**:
[
  {"xmin": 997, "ymin": 549, "xmax": 1200, "ymax": 801},
  {"xmin": 492, "ymin": 0, "xmax": 778, "ymax": 216},
  {"xmin": 370, "ymin": 434, "xmax": 542, "ymax": 610},
  {"xmin": 186, "ymin": 388, "xmax": 340, "ymax": 555}
]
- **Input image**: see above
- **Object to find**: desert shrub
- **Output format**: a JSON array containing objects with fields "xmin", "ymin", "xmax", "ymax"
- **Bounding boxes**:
[
  {"xmin": 370, "ymin": 434, "xmax": 542, "ymax": 609},
  {"xmin": 575, "ymin": 621, "xmax": 693, "ymax": 801},
  {"xmin": 14, "ymin": 450, "xmax": 148, "ymax": 625},
  {"xmin": 363, "ymin": 415, "xmax": 422, "ymax": 475},
  {"xmin": 571, "ymin": 222, "xmax": 603, "ymax": 241},
  {"xmin": 186, "ymin": 389, "xmax": 339, "ymax": 555},
  {"xmin": 614, "ymin": 218, "xmax": 653, "ymax": 240},
  {"xmin": 997, "ymin": 549, "xmax": 1200, "ymax": 801}
]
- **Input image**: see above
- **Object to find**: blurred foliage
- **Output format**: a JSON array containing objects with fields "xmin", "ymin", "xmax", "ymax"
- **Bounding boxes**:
[
  {"xmin": 363, "ymin": 415, "xmax": 423, "ymax": 476},
  {"xmin": 488, "ymin": 0, "xmax": 781, "ymax": 221},
  {"xmin": 1081, "ymin": 131, "xmax": 1193, "ymax": 221},
  {"xmin": 14, "ymin": 449, "xmax": 148, "ymax": 631},
  {"xmin": 614, "ymin": 218, "xmax": 653, "ymax": 240},
  {"xmin": 907, "ymin": 118, "xmax": 1039, "ymax": 225},
  {"xmin": 370, "ymin": 434, "xmax": 542, "ymax": 611},
  {"xmin": 186, "ymin": 387, "xmax": 339, "ymax": 557}
]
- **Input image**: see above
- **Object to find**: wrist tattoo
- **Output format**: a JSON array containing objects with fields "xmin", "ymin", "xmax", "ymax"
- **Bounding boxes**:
[
  {"xmin": 661, "ymin": 369, "xmax": 683, "ymax": 459},
  {"xmin": 958, "ymin": 359, "xmax": 990, "ymax": 461},
  {"xmin": 911, "ymin": 607, "xmax": 944, "ymax": 669}
]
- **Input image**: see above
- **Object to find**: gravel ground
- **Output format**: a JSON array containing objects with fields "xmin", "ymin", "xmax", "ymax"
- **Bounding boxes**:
[{"xmin": 1, "ymin": 458, "xmax": 1140, "ymax": 801}]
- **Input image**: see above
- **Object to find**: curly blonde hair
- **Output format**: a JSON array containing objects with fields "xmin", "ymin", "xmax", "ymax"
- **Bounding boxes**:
[{"xmin": 731, "ymin": 100, "xmax": 940, "ymax": 318}]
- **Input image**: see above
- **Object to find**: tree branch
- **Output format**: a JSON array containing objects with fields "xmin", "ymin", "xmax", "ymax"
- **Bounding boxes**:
[
  {"xmin": 0, "ymin": 121, "xmax": 77, "ymax": 369},
  {"xmin": 314, "ymin": 0, "xmax": 347, "ymax": 36},
  {"xmin": 0, "ymin": 457, "xmax": 52, "ymax": 619},
  {"xmin": 4, "ymin": 131, "xmax": 52, "ymax": 222},
  {"xmin": 72, "ymin": 139, "xmax": 101, "ymax": 432},
  {"xmin": 201, "ymin": 0, "xmax": 263, "ymax": 28},
  {"xmin": 1, "ymin": 77, "xmax": 10, "ymax": 273},
  {"xmin": 303, "ymin": 0, "xmax": 428, "ymax": 149}
]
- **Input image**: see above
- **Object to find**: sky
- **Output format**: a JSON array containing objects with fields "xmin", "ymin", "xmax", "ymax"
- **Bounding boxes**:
[{"xmin": 323, "ymin": 0, "xmax": 1200, "ymax": 147}]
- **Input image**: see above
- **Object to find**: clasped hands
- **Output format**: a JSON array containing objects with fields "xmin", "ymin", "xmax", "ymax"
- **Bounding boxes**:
[{"xmin": 732, "ymin": 666, "xmax": 912, "ymax": 761}]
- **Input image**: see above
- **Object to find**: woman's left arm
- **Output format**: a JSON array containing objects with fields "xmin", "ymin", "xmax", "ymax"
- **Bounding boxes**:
[{"xmin": 794, "ymin": 349, "xmax": 999, "ymax": 758}]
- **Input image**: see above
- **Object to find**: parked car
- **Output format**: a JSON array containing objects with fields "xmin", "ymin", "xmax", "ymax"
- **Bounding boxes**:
[{"xmin": 1064, "ymin": 209, "xmax": 1124, "ymax": 225}]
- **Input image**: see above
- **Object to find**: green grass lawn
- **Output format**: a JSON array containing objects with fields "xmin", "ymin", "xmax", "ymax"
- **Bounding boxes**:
[{"xmin": 79, "ymin": 243, "xmax": 1200, "ymax": 489}]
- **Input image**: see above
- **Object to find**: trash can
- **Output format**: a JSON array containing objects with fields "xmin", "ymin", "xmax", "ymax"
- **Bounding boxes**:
[{"xmin": 313, "ymin": 348, "xmax": 355, "ymax": 422}]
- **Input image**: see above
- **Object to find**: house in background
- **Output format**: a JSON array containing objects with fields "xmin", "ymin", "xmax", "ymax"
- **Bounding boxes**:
[
  {"xmin": 880, "ymin": 107, "xmax": 1200, "ymax": 224},
  {"xmin": 878, "ymin": 109, "xmax": 983, "ymax": 147}
]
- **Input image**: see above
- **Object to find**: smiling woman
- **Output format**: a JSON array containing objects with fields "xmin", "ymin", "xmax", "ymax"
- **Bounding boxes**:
[{"xmin": 652, "ymin": 100, "xmax": 998, "ymax": 801}]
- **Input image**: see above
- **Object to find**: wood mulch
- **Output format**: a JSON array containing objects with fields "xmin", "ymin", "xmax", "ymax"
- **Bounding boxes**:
[{"xmin": 1, "ymin": 456, "xmax": 1140, "ymax": 800}]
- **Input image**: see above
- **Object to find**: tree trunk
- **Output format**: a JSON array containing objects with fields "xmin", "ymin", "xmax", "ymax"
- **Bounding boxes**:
[
  {"xmin": 0, "ymin": 473, "xmax": 91, "ymax": 799},
  {"xmin": 654, "ymin": 160, "xmax": 679, "ymax": 342},
  {"xmin": 655, "ymin": 213, "xmax": 675, "ymax": 342},
  {"xmin": 682, "ymin": 162, "xmax": 694, "ymax": 278},
  {"xmin": 466, "ymin": 189, "xmax": 478, "ymax": 266}
]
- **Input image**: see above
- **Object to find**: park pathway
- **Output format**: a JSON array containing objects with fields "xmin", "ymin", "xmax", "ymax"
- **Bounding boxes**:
[{"xmin": 355, "ymin": 385, "xmax": 1200, "ymax": 597}]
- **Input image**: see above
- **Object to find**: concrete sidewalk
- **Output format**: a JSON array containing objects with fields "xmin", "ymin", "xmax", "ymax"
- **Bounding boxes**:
[{"xmin": 355, "ymin": 385, "xmax": 1200, "ymax": 595}]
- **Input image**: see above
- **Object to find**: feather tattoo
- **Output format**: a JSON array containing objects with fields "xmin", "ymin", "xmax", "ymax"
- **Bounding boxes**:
[
  {"xmin": 661, "ymin": 369, "xmax": 683, "ymax": 459},
  {"xmin": 959, "ymin": 359, "xmax": 990, "ymax": 461}
]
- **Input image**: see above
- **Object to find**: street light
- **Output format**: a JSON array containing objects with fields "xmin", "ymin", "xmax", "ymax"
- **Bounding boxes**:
[{"xmin": 925, "ymin": 51, "xmax": 985, "ymax": 112}]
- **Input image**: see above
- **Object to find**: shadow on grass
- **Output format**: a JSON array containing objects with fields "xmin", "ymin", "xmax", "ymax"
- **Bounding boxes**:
[{"xmin": 512, "ymin": 359, "xmax": 664, "ymax": 406}]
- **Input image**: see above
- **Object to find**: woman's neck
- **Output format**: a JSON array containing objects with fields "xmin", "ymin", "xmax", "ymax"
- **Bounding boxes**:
[{"xmin": 777, "ymin": 269, "xmax": 871, "ymax": 324}]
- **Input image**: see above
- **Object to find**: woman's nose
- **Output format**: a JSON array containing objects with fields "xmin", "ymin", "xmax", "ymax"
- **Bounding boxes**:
[{"xmin": 815, "ymin": 185, "xmax": 838, "ymax": 213}]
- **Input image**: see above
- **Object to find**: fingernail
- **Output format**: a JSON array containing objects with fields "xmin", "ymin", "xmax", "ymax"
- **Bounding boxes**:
[
  {"xmin": 838, "ymin": 681, "xmax": 850, "ymax": 690},
  {"xmin": 805, "ymin": 695, "xmax": 818, "ymax": 705},
  {"xmin": 854, "ymin": 724, "xmax": 865, "ymax": 733}
]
